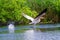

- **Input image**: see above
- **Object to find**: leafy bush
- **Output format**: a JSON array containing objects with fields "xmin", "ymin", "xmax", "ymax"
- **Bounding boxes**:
[{"xmin": 0, "ymin": 0, "xmax": 60, "ymax": 25}]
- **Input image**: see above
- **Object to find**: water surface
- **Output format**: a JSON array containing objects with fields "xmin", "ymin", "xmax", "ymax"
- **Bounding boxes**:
[{"xmin": 0, "ymin": 24, "xmax": 60, "ymax": 40}]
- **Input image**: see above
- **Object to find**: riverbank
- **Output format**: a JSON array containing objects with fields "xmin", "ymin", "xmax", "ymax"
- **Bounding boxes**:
[{"xmin": 0, "ymin": 21, "xmax": 59, "ymax": 27}]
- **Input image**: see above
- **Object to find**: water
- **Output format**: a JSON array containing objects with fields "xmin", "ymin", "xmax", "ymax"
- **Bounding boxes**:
[{"xmin": 0, "ymin": 24, "xmax": 60, "ymax": 40}]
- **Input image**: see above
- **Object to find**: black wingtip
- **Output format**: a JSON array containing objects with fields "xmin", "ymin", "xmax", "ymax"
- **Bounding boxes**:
[
  {"xmin": 35, "ymin": 8, "xmax": 47, "ymax": 18},
  {"xmin": 38, "ymin": 8, "xmax": 47, "ymax": 16},
  {"xmin": 41, "ymin": 8, "xmax": 47, "ymax": 13}
]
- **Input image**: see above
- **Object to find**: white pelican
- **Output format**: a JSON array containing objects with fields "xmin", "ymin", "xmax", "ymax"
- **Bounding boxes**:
[{"xmin": 22, "ymin": 8, "xmax": 47, "ymax": 28}]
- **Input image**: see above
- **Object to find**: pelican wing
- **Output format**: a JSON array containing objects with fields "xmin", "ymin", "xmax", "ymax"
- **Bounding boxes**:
[
  {"xmin": 35, "ymin": 8, "xmax": 47, "ymax": 19},
  {"xmin": 22, "ymin": 13, "xmax": 34, "ymax": 21}
]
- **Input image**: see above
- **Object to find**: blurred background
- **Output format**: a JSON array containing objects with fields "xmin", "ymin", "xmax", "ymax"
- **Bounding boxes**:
[{"xmin": 0, "ymin": 0, "xmax": 60, "ymax": 26}]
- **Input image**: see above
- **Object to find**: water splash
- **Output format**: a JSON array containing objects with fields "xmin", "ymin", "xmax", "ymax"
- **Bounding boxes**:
[{"xmin": 8, "ymin": 23, "xmax": 15, "ymax": 33}]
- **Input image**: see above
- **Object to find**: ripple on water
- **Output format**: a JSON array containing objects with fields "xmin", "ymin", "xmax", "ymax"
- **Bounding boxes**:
[{"xmin": 0, "ymin": 25, "xmax": 60, "ymax": 40}]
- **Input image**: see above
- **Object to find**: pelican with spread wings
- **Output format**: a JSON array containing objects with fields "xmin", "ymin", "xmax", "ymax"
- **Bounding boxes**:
[{"xmin": 22, "ymin": 8, "xmax": 47, "ymax": 28}]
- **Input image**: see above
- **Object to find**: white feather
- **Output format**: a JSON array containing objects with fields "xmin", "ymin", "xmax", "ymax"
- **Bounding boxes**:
[{"xmin": 22, "ymin": 13, "xmax": 34, "ymax": 21}]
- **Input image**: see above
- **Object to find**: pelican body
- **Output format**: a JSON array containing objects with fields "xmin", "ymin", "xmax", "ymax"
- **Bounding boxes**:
[
  {"xmin": 22, "ymin": 8, "xmax": 47, "ymax": 28},
  {"xmin": 22, "ymin": 8, "xmax": 47, "ymax": 25}
]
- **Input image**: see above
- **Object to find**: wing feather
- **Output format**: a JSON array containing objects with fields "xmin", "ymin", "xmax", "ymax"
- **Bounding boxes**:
[
  {"xmin": 35, "ymin": 8, "xmax": 47, "ymax": 18},
  {"xmin": 22, "ymin": 13, "xmax": 34, "ymax": 21}
]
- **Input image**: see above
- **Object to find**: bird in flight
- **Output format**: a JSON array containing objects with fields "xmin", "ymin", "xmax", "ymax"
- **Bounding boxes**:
[{"xmin": 22, "ymin": 8, "xmax": 47, "ymax": 27}]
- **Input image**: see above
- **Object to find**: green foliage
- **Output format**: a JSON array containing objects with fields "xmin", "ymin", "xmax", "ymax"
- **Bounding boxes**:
[
  {"xmin": 28, "ymin": 0, "xmax": 60, "ymax": 23},
  {"xmin": 0, "ymin": 0, "xmax": 37, "ymax": 24},
  {"xmin": 0, "ymin": 0, "xmax": 60, "ymax": 25}
]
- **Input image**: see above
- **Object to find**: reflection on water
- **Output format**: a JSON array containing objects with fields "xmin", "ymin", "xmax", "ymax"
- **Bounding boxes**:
[
  {"xmin": 23, "ymin": 30, "xmax": 60, "ymax": 40},
  {"xmin": 0, "ymin": 29, "xmax": 60, "ymax": 40},
  {"xmin": 0, "ymin": 24, "xmax": 60, "ymax": 40},
  {"xmin": 24, "ymin": 30, "xmax": 35, "ymax": 40}
]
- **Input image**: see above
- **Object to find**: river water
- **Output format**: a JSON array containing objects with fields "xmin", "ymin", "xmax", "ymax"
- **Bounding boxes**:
[{"xmin": 0, "ymin": 24, "xmax": 60, "ymax": 40}]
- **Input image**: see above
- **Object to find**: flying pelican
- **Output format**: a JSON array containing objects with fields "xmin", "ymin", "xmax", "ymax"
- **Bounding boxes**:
[{"xmin": 22, "ymin": 8, "xmax": 47, "ymax": 28}]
